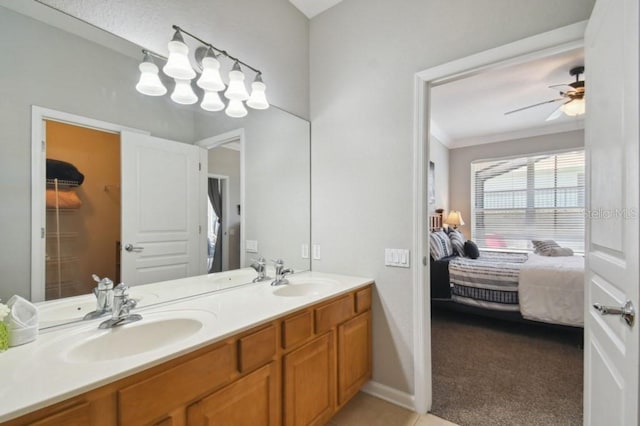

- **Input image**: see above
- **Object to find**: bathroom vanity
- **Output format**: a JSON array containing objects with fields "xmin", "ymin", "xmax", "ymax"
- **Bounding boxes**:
[{"xmin": 0, "ymin": 272, "xmax": 373, "ymax": 425}]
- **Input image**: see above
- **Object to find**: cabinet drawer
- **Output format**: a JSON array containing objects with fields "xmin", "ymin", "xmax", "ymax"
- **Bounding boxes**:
[
  {"xmin": 315, "ymin": 295, "xmax": 354, "ymax": 334},
  {"xmin": 119, "ymin": 341, "xmax": 237, "ymax": 425},
  {"xmin": 238, "ymin": 324, "xmax": 276, "ymax": 373},
  {"xmin": 282, "ymin": 310, "xmax": 313, "ymax": 350},
  {"xmin": 355, "ymin": 287, "xmax": 372, "ymax": 313}
]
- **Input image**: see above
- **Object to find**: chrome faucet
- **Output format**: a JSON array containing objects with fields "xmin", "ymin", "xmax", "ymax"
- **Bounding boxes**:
[
  {"xmin": 84, "ymin": 274, "xmax": 114, "ymax": 320},
  {"xmin": 250, "ymin": 257, "xmax": 271, "ymax": 282},
  {"xmin": 271, "ymin": 259, "xmax": 293, "ymax": 286},
  {"xmin": 98, "ymin": 283, "xmax": 142, "ymax": 329}
]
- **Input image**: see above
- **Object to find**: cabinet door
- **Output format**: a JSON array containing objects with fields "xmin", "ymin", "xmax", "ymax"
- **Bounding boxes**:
[
  {"xmin": 187, "ymin": 362, "xmax": 279, "ymax": 426},
  {"xmin": 338, "ymin": 311, "xmax": 372, "ymax": 406},
  {"xmin": 283, "ymin": 332, "xmax": 335, "ymax": 426}
]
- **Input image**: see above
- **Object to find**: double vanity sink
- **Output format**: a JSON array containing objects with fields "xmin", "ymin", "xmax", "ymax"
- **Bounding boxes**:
[{"xmin": 1, "ymin": 271, "xmax": 372, "ymax": 424}]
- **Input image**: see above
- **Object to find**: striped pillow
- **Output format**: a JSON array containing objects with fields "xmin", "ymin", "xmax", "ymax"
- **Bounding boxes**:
[
  {"xmin": 448, "ymin": 229, "xmax": 466, "ymax": 257},
  {"xmin": 532, "ymin": 240, "xmax": 561, "ymax": 256},
  {"xmin": 430, "ymin": 230, "xmax": 454, "ymax": 260}
]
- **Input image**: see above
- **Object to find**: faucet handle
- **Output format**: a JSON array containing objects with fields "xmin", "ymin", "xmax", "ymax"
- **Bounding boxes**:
[
  {"xmin": 92, "ymin": 274, "xmax": 114, "ymax": 290},
  {"xmin": 113, "ymin": 283, "xmax": 129, "ymax": 297},
  {"xmin": 272, "ymin": 259, "xmax": 284, "ymax": 266},
  {"xmin": 252, "ymin": 256, "xmax": 266, "ymax": 265}
]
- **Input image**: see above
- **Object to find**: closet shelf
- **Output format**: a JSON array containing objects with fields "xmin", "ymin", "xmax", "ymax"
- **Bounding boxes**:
[{"xmin": 46, "ymin": 178, "xmax": 80, "ymax": 188}]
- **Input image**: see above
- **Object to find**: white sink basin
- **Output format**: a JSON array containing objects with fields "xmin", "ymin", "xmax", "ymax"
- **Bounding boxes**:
[
  {"xmin": 272, "ymin": 278, "xmax": 338, "ymax": 297},
  {"xmin": 56, "ymin": 310, "xmax": 213, "ymax": 363}
]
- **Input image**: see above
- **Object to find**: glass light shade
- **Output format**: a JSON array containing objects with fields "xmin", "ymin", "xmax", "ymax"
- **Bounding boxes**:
[
  {"xmin": 171, "ymin": 79, "xmax": 198, "ymax": 105},
  {"xmin": 247, "ymin": 81, "xmax": 269, "ymax": 110},
  {"xmin": 163, "ymin": 36, "xmax": 196, "ymax": 80},
  {"xmin": 445, "ymin": 211, "xmax": 465, "ymax": 227},
  {"xmin": 561, "ymin": 98, "xmax": 586, "ymax": 116},
  {"xmin": 197, "ymin": 56, "xmax": 225, "ymax": 92},
  {"xmin": 225, "ymin": 99, "xmax": 248, "ymax": 118},
  {"xmin": 224, "ymin": 65, "xmax": 250, "ymax": 100},
  {"xmin": 136, "ymin": 61, "xmax": 167, "ymax": 96},
  {"xmin": 201, "ymin": 90, "xmax": 225, "ymax": 112}
]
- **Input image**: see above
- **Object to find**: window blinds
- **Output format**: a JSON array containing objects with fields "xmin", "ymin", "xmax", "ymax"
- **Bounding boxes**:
[{"xmin": 471, "ymin": 150, "xmax": 585, "ymax": 252}]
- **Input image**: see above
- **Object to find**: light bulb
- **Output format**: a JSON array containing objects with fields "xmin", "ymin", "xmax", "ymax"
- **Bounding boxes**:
[
  {"xmin": 163, "ymin": 30, "xmax": 196, "ymax": 80},
  {"xmin": 561, "ymin": 98, "xmax": 585, "ymax": 116},
  {"xmin": 201, "ymin": 90, "xmax": 225, "ymax": 112},
  {"xmin": 197, "ymin": 50, "xmax": 225, "ymax": 92},
  {"xmin": 171, "ymin": 79, "xmax": 198, "ymax": 105},
  {"xmin": 135, "ymin": 55, "xmax": 167, "ymax": 96},
  {"xmin": 246, "ymin": 74, "xmax": 269, "ymax": 110},
  {"xmin": 225, "ymin": 99, "xmax": 248, "ymax": 118},
  {"xmin": 224, "ymin": 62, "xmax": 249, "ymax": 100}
]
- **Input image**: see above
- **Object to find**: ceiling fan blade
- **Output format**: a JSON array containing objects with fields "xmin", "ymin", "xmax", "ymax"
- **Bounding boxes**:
[
  {"xmin": 548, "ymin": 83, "xmax": 575, "ymax": 90},
  {"xmin": 504, "ymin": 98, "xmax": 564, "ymax": 116},
  {"xmin": 545, "ymin": 101, "xmax": 570, "ymax": 121}
]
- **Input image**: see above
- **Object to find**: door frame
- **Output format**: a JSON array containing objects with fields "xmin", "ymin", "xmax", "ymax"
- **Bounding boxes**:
[
  {"xmin": 411, "ymin": 22, "xmax": 587, "ymax": 413},
  {"xmin": 30, "ymin": 105, "xmax": 148, "ymax": 302},
  {"xmin": 207, "ymin": 174, "xmax": 231, "ymax": 271},
  {"xmin": 196, "ymin": 128, "xmax": 246, "ymax": 268}
]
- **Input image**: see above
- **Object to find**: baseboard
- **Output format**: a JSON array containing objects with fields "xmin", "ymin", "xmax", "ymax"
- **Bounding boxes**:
[{"xmin": 360, "ymin": 380, "xmax": 416, "ymax": 411}]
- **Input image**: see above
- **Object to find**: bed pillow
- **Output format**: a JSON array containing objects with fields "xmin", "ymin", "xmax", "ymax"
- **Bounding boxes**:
[
  {"xmin": 430, "ymin": 230, "xmax": 454, "ymax": 260},
  {"xmin": 547, "ymin": 247, "xmax": 574, "ymax": 257},
  {"xmin": 532, "ymin": 240, "xmax": 561, "ymax": 256},
  {"xmin": 448, "ymin": 229, "xmax": 466, "ymax": 257},
  {"xmin": 464, "ymin": 240, "xmax": 480, "ymax": 259}
]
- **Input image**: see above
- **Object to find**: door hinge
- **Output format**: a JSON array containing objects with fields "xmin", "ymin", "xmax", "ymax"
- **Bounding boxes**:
[
  {"xmin": 41, "ymin": 140, "xmax": 46, "ymax": 152},
  {"xmin": 198, "ymin": 162, "xmax": 202, "ymax": 171},
  {"xmin": 199, "ymin": 225, "xmax": 202, "ymax": 234},
  {"xmin": 41, "ymin": 227, "xmax": 45, "ymax": 238}
]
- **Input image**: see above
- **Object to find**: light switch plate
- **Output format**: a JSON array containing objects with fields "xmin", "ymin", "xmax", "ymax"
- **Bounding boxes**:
[
  {"xmin": 301, "ymin": 244, "xmax": 309, "ymax": 259},
  {"xmin": 385, "ymin": 248, "xmax": 410, "ymax": 268},
  {"xmin": 246, "ymin": 240, "xmax": 258, "ymax": 253},
  {"xmin": 312, "ymin": 244, "xmax": 321, "ymax": 260}
]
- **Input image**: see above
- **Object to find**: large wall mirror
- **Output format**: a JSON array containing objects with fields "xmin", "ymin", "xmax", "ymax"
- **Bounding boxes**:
[{"xmin": 0, "ymin": 2, "xmax": 310, "ymax": 327}]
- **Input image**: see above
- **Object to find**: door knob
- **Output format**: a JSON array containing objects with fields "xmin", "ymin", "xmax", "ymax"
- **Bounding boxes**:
[
  {"xmin": 124, "ymin": 244, "xmax": 144, "ymax": 253},
  {"xmin": 593, "ymin": 300, "xmax": 635, "ymax": 327}
]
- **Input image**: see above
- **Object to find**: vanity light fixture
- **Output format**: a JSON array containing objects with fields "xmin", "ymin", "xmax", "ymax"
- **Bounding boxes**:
[{"xmin": 135, "ymin": 25, "xmax": 269, "ymax": 117}]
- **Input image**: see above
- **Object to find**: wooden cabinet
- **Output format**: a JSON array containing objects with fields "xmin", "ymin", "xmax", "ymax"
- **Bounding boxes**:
[
  {"xmin": 187, "ymin": 362, "xmax": 279, "ymax": 426},
  {"xmin": 337, "ymin": 311, "xmax": 372, "ymax": 406},
  {"xmin": 283, "ymin": 332, "xmax": 335, "ymax": 426},
  {"xmin": 7, "ymin": 284, "xmax": 373, "ymax": 426}
]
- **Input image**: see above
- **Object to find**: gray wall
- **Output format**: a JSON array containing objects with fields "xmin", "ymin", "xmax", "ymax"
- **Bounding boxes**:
[
  {"xmin": 430, "ymin": 137, "xmax": 449, "ymax": 213},
  {"xmin": 0, "ymin": 7, "xmax": 197, "ymax": 302},
  {"xmin": 449, "ymin": 129, "xmax": 585, "ymax": 239},
  {"xmin": 39, "ymin": 0, "xmax": 310, "ymax": 119},
  {"xmin": 310, "ymin": 0, "xmax": 594, "ymax": 396},
  {"xmin": 208, "ymin": 147, "xmax": 242, "ymax": 270}
]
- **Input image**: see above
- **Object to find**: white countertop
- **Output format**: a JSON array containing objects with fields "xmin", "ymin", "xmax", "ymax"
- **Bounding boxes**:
[{"xmin": 0, "ymin": 271, "xmax": 373, "ymax": 423}]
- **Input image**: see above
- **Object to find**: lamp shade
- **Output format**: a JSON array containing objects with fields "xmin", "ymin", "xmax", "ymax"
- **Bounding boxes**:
[
  {"xmin": 445, "ymin": 211, "xmax": 465, "ymax": 228},
  {"xmin": 163, "ymin": 31, "xmax": 196, "ymax": 80},
  {"xmin": 171, "ymin": 79, "xmax": 198, "ymax": 105},
  {"xmin": 561, "ymin": 98, "xmax": 585, "ymax": 116},
  {"xmin": 136, "ymin": 60, "xmax": 167, "ymax": 96},
  {"xmin": 197, "ymin": 54, "xmax": 225, "ymax": 92},
  {"xmin": 201, "ymin": 90, "xmax": 225, "ymax": 112},
  {"xmin": 225, "ymin": 99, "xmax": 248, "ymax": 118},
  {"xmin": 224, "ymin": 62, "xmax": 249, "ymax": 100},
  {"xmin": 247, "ymin": 76, "xmax": 269, "ymax": 110}
]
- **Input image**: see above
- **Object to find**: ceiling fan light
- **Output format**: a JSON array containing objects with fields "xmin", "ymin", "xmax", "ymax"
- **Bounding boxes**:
[{"xmin": 561, "ymin": 98, "xmax": 586, "ymax": 116}]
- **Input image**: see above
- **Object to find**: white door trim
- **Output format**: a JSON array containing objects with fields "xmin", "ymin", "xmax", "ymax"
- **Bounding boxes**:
[
  {"xmin": 196, "ymin": 128, "xmax": 246, "ymax": 267},
  {"xmin": 411, "ymin": 21, "xmax": 587, "ymax": 413},
  {"xmin": 31, "ymin": 105, "xmax": 148, "ymax": 302}
]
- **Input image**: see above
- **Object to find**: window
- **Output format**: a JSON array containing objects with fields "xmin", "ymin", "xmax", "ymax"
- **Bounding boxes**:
[{"xmin": 471, "ymin": 150, "xmax": 585, "ymax": 252}]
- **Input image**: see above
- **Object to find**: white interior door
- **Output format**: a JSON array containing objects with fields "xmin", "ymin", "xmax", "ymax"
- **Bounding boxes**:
[
  {"xmin": 121, "ymin": 131, "xmax": 203, "ymax": 286},
  {"xmin": 584, "ymin": 0, "xmax": 639, "ymax": 424}
]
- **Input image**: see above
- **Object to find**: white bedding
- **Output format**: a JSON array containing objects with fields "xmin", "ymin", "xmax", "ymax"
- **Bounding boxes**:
[{"xmin": 518, "ymin": 253, "xmax": 585, "ymax": 327}]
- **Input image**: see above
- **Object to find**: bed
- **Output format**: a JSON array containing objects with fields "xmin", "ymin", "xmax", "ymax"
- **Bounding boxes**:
[{"xmin": 429, "ymin": 227, "xmax": 585, "ymax": 328}]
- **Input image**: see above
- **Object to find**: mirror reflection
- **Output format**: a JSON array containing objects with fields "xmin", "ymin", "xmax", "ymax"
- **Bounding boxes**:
[{"xmin": 0, "ymin": 3, "xmax": 310, "ymax": 328}]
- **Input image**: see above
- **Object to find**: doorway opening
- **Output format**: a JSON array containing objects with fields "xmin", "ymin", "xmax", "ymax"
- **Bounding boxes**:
[{"xmin": 411, "ymin": 22, "xmax": 588, "ymax": 416}]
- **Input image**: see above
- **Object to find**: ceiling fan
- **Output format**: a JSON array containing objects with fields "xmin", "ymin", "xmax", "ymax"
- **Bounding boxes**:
[{"xmin": 504, "ymin": 66, "xmax": 586, "ymax": 121}]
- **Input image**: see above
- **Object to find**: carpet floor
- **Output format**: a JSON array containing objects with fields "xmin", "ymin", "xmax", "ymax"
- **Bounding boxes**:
[{"xmin": 430, "ymin": 307, "xmax": 583, "ymax": 426}]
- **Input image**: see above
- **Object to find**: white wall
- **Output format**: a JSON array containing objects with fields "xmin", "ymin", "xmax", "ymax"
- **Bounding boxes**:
[
  {"xmin": 0, "ymin": 7, "xmax": 197, "ymax": 302},
  {"xmin": 449, "ymin": 129, "xmax": 585, "ymax": 240},
  {"xmin": 310, "ymin": 0, "xmax": 594, "ymax": 397},
  {"xmin": 39, "ymin": 0, "xmax": 310, "ymax": 119},
  {"xmin": 430, "ymin": 136, "xmax": 449, "ymax": 213}
]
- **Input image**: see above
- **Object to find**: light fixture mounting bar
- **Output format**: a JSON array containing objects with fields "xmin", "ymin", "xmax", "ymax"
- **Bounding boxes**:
[
  {"xmin": 172, "ymin": 25, "xmax": 262, "ymax": 75},
  {"xmin": 142, "ymin": 49, "xmax": 167, "ymax": 61}
]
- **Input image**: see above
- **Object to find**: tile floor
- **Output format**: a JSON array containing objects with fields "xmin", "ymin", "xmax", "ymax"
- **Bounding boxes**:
[{"xmin": 328, "ymin": 393, "xmax": 458, "ymax": 426}]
